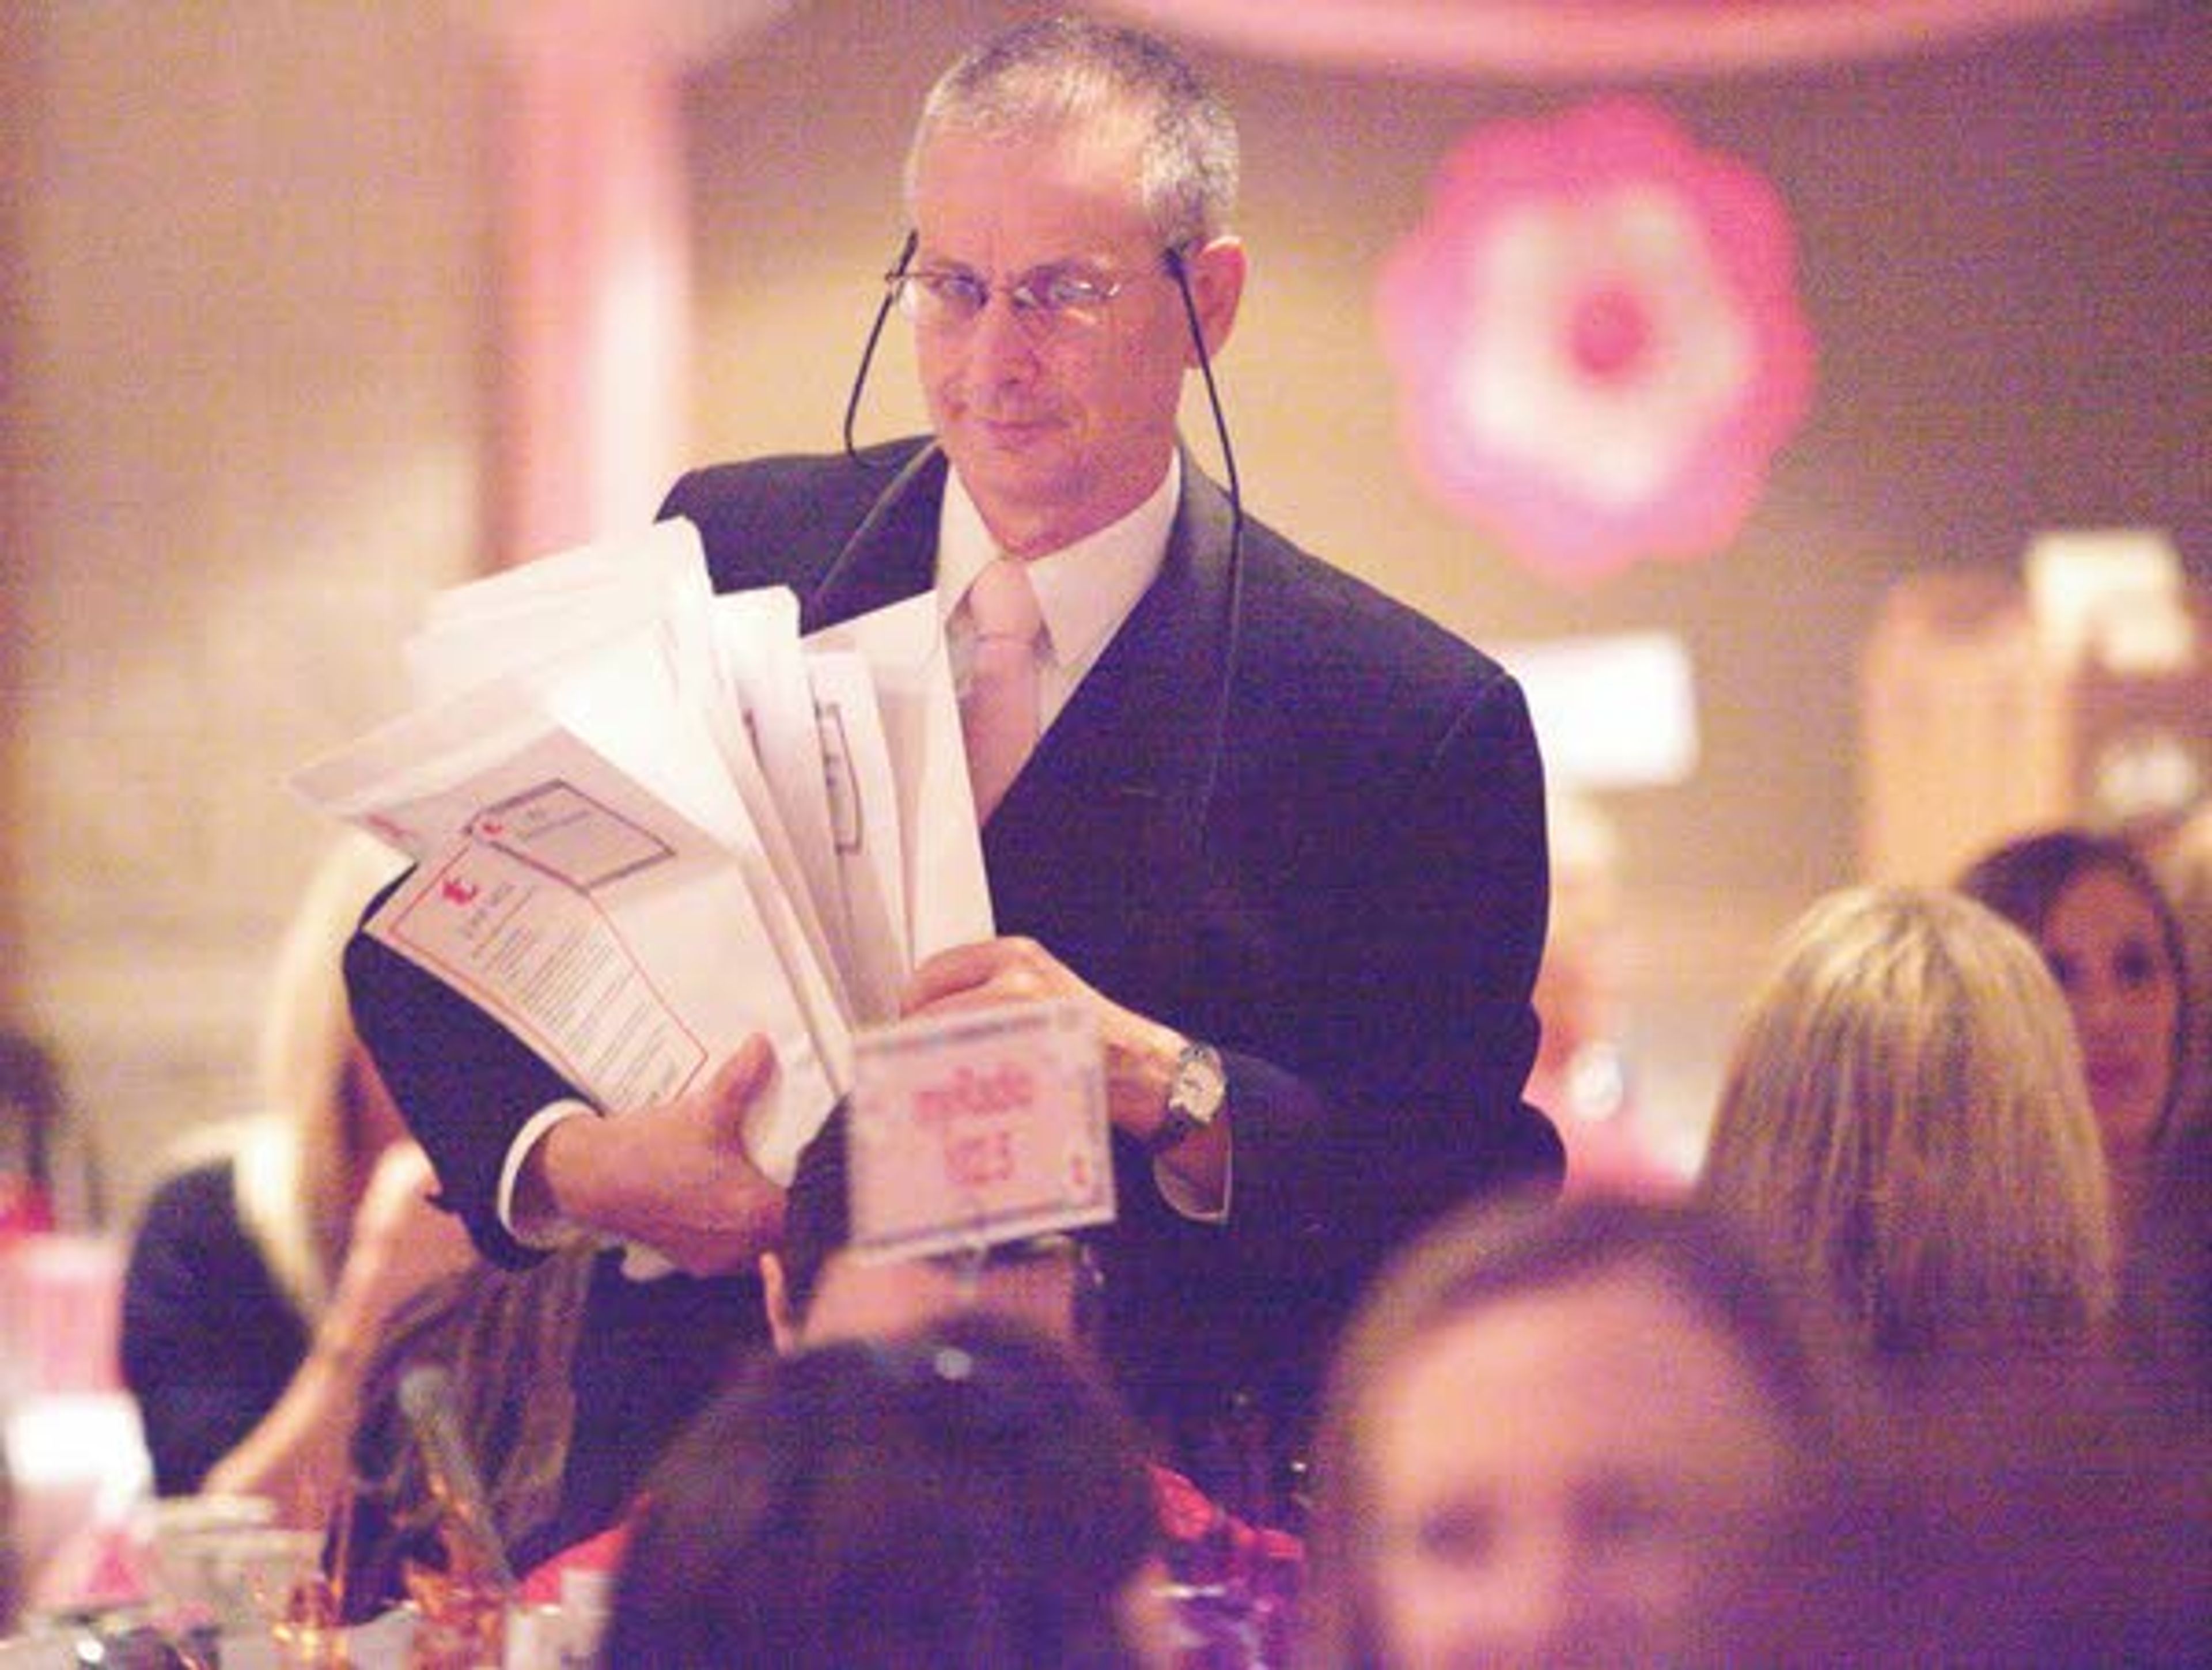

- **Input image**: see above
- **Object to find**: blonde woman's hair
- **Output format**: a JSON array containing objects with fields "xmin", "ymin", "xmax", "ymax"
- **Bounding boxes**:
[
  {"xmin": 224, "ymin": 832, "xmax": 407, "ymax": 1324},
  {"xmin": 1699, "ymin": 885, "xmax": 2116, "ymax": 1365}
]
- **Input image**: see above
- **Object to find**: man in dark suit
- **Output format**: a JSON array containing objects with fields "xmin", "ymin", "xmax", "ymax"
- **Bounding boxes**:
[{"xmin": 347, "ymin": 14, "xmax": 1558, "ymax": 1552}]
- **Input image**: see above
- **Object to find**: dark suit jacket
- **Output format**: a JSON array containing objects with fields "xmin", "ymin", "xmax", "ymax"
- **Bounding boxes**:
[
  {"xmin": 120, "ymin": 1157, "xmax": 310, "ymax": 1495},
  {"xmin": 347, "ymin": 438, "xmax": 1559, "ymax": 1520}
]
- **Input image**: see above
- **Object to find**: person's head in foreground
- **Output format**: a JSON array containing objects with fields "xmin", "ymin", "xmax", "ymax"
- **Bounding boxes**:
[
  {"xmin": 601, "ymin": 1311, "xmax": 1174, "ymax": 1670},
  {"xmin": 1295, "ymin": 1194, "xmax": 1833, "ymax": 1670},
  {"xmin": 1699, "ymin": 884, "xmax": 2118, "ymax": 1370},
  {"xmin": 758, "ymin": 1108, "xmax": 1306, "ymax": 1665}
]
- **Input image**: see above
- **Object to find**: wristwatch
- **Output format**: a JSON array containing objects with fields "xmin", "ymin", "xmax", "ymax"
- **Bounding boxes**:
[{"xmin": 1146, "ymin": 1040, "xmax": 1226, "ymax": 1157}]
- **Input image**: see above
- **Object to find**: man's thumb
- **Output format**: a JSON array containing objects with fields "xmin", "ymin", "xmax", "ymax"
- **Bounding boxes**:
[{"xmin": 704, "ymin": 1033, "xmax": 776, "ymax": 1144}]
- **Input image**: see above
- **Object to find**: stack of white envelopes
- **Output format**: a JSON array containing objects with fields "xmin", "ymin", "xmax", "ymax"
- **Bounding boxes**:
[{"xmin": 292, "ymin": 518, "xmax": 994, "ymax": 1190}]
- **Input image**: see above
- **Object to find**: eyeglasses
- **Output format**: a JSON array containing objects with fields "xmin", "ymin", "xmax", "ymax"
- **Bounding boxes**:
[
  {"xmin": 843, "ymin": 232, "xmax": 1242, "ymax": 612},
  {"xmin": 884, "ymin": 257, "xmax": 1166, "ymax": 337}
]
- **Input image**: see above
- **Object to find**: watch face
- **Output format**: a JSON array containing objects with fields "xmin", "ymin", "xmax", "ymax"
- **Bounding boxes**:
[
  {"xmin": 1151, "ymin": 1043, "xmax": 1226, "ymax": 1157},
  {"xmin": 1172, "ymin": 1043, "xmax": 1226, "ymax": 1121}
]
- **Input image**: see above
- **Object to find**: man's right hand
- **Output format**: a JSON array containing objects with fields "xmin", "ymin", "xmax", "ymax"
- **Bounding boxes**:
[{"xmin": 523, "ymin": 1035, "xmax": 786, "ymax": 1278}]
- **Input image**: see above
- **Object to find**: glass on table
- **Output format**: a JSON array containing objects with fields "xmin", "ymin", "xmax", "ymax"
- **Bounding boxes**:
[{"xmin": 227, "ymin": 1526, "xmax": 344, "ymax": 1668}]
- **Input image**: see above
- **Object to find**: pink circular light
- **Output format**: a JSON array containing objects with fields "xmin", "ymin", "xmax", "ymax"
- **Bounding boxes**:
[
  {"xmin": 1569, "ymin": 283, "xmax": 1656, "ymax": 383},
  {"xmin": 1377, "ymin": 98, "xmax": 1816, "ymax": 582}
]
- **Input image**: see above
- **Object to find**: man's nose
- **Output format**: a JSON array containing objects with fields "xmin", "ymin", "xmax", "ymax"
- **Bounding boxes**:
[{"xmin": 965, "ymin": 289, "xmax": 1039, "ymax": 370}]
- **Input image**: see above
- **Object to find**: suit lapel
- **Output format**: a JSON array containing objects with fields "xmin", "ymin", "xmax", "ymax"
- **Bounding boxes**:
[{"xmin": 800, "ymin": 443, "xmax": 948, "ymax": 631}]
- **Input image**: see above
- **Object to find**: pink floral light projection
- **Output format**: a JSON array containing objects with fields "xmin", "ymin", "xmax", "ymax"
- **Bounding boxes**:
[{"xmin": 1377, "ymin": 99, "xmax": 1814, "ymax": 583}]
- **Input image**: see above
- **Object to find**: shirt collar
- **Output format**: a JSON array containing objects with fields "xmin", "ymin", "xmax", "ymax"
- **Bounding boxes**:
[{"xmin": 936, "ymin": 453, "xmax": 1181, "ymax": 669}]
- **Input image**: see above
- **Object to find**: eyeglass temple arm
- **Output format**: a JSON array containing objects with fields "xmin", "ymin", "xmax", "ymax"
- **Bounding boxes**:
[
  {"xmin": 844, "ymin": 229, "xmax": 919, "ymax": 465},
  {"xmin": 1166, "ymin": 245, "xmax": 1242, "ymax": 548}
]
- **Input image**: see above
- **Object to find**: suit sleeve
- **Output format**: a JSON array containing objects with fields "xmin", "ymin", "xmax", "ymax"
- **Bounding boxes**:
[
  {"xmin": 344, "ymin": 880, "xmax": 581, "ymax": 1267},
  {"xmin": 1207, "ymin": 665, "xmax": 1558, "ymax": 1283}
]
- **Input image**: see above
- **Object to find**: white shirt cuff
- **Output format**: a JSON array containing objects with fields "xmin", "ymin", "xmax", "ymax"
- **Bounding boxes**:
[
  {"xmin": 1153, "ymin": 1140, "xmax": 1232, "ymax": 1224},
  {"xmin": 497, "ymin": 1100, "xmax": 599, "ymax": 1249}
]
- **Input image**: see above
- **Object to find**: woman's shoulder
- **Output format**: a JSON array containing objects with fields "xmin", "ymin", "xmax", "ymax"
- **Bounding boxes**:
[{"xmin": 128, "ymin": 1153, "xmax": 252, "ymax": 1266}]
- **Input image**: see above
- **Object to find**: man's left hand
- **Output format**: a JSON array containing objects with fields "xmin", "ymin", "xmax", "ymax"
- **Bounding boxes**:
[{"xmin": 901, "ymin": 935, "xmax": 1184, "ymax": 1139}]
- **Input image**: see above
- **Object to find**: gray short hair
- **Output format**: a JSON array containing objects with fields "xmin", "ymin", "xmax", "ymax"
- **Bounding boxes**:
[{"xmin": 904, "ymin": 15, "xmax": 1239, "ymax": 252}]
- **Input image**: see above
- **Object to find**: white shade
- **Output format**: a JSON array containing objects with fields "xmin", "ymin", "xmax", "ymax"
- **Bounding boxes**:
[{"xmin": 1497, "ymin": 631, "xmax": 1700, "ymax": 791}]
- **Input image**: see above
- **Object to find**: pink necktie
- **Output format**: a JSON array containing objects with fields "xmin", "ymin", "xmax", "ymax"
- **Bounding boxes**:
[{"xmin": 962, "ymin": 556, "xmax": 1044, "ymax": 823}]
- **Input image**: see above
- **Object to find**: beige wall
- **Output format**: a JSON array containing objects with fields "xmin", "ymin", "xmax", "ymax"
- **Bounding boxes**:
[
  {"xmin": 6, "ymin": 8, "xmax": 491, "ymax": 1221},
  {"xmin": 6, "ymin": 0, "xmax": 2207, "ymax": 1224}
]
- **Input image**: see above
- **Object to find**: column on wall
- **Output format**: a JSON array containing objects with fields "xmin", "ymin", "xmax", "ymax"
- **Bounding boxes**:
[{"xmin": 483, "ymin": 4, "xmax": 697, "ymax": 565}]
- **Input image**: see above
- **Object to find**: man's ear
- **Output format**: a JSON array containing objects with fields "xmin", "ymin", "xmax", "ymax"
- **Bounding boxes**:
[
  {"xmin": 1181, "ymin": 236, "xmax": 1247, "ymax": 363},
  {"xmin": 760, "ymin": 1251, "xmax": 800, "ymax": 1354}
]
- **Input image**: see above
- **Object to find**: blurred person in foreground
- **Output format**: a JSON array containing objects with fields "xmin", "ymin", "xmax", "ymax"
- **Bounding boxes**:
[
  {"xmin": 345, "ymin": 12, "xmax": 1557, "ymax": 1552},
  {"xmin": 763, "ymin": 1111, "xmax": 1304, "ymax": 1668},
  {"xmin": 1698, "ymin": 884, "xmax": 2116, "ymax": 1374},
  {"xmin": 1294, "ymin": 1195, "xmax": 1836, "ymax": 1670},
  {"xmin": 120, "ymin": 834, "xmax": 476, "ymax": 1518},
  {"xmin": 336, "ymin": 1108, "xmax": 1306, "ymax": 1663},
  {"xmin": 602, "ymin": 1312, "xmax": 1178, "ymax": 1670},
  {"xmin": 332, "ymin": 1240, "xmax": 601, "ymax": 1620}
]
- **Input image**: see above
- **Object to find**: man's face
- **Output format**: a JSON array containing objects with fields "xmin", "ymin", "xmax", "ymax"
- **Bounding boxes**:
[{"xmin": 907, "ymin": 120, "xmax": 1200, "ymax": 558}]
